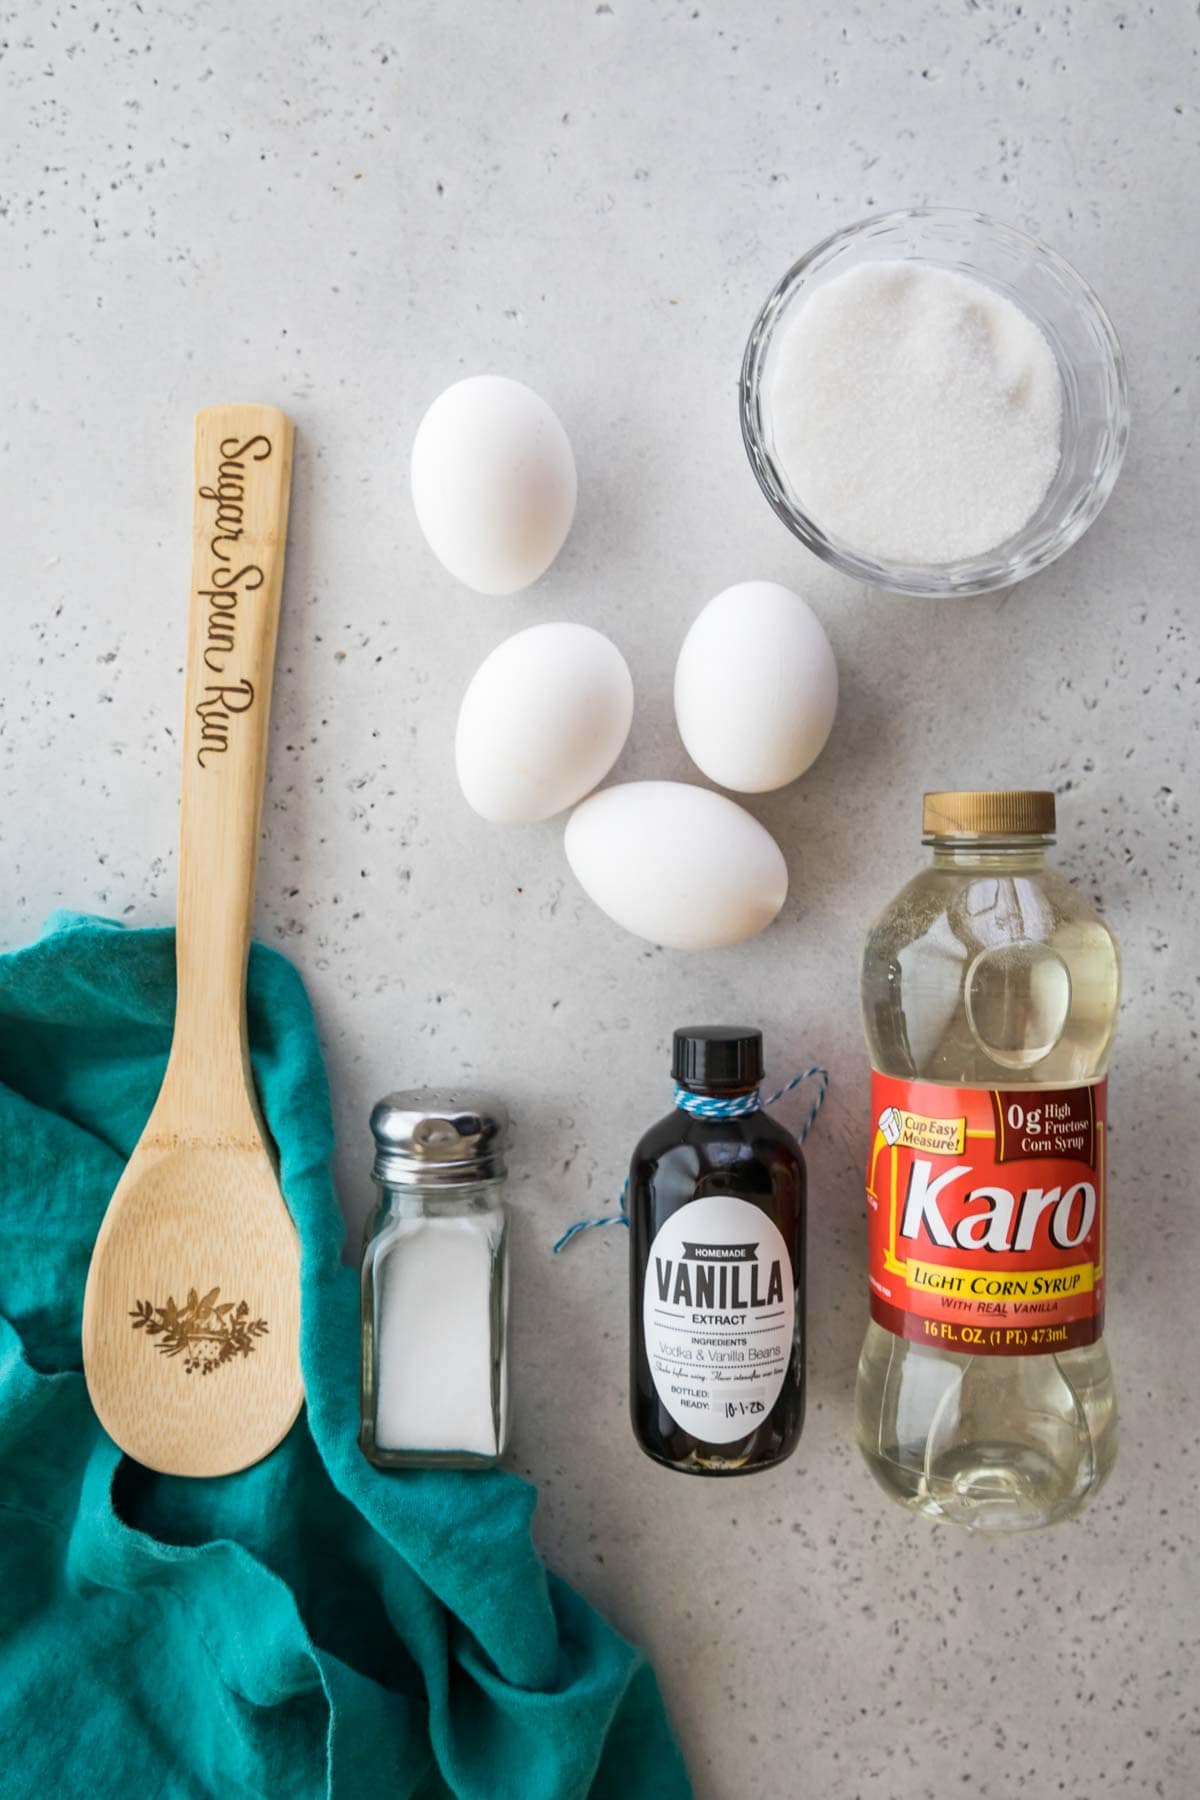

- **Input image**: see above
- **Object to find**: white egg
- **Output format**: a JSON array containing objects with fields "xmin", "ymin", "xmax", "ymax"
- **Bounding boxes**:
[
  {"xmin": 564, "ymin": 782, "xmax": 788, "ymax": 950},
  {"xmin": 411, "ymin": 376, "xmax": 577, "ymax": 595},
  {"xmin": 456, "ymin": 623, "xmax": 633, "ymax": 824},
  {"xmin": 674, "ymin": 580, "xmax": 838, "ymax": 792}
]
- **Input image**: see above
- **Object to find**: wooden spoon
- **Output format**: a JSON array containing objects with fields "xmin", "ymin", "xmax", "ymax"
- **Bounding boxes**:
[{"xmin": 83, "ymin": 403, "xmax": 303, "ymax": 1476}]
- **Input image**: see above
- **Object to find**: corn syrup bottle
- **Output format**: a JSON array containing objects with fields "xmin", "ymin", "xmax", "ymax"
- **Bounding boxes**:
[{"xmin": 858, "ymin": 791, "xmax": 1119, "ymax": 1531}]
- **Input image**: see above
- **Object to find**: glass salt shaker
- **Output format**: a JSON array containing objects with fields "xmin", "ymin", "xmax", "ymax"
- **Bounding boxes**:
[{"xmin": 360, "ymin": 1092, "xmax": 510, "ymax": 1469}]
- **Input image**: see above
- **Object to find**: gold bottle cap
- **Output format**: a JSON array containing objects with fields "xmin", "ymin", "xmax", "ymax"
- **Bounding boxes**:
[{"xmin": 922, "ymin": 790, "xmax": 1056, "ymax": 838}]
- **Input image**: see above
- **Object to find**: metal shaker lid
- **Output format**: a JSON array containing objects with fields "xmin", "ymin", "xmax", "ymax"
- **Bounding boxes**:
[{"xmin": 369, "ymin": 1091, "xmax": 508, "ymax": 1186}]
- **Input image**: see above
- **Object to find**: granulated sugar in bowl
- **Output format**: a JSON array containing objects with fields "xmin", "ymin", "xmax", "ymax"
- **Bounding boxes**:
[{"xmin": 741, "ymin": 209, "xmax": 1128, "ymax": 598}]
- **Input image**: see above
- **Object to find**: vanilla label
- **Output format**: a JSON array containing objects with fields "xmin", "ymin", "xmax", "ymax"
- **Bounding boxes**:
[{"xmin": 642, "ymin": 1193, "xmax": 795, "ymax": 1445}]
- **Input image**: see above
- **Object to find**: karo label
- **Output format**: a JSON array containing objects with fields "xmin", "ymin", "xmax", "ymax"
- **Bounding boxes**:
[{"xmin": 866, "ymin": 1073, "xmax": 1106, "ymax": 1357}]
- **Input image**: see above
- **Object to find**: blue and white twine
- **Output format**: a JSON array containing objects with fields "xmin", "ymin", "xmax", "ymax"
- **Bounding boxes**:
[{"xmin": 551, "ymin": 1065, "xmax": 829, "ymax": 1254}]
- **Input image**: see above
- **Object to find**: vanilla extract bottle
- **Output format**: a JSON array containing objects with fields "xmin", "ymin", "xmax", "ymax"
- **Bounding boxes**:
[{"xmin": 630, "ymin": 1028, "xmax": 806, "ymax": 1476}]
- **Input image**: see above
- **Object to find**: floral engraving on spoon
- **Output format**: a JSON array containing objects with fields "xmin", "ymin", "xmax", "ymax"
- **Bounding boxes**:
[{"xmin": 129, "ymin": 1287, "xmax": 269, "ymax": 1376}]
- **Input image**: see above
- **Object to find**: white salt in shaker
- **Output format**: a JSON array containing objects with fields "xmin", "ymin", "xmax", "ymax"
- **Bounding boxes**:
[{"xmin": 360, "ymin": 1093, "xmax": 510, "ymax": 1469}]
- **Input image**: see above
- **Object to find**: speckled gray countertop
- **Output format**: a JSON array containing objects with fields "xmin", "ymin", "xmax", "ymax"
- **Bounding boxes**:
[{"xmin": 2, "ymin": 3, "xmax": 1198, "ymax": 1795}]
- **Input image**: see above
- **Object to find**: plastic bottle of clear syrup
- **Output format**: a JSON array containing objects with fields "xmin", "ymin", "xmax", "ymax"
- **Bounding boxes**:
[{"xmin": 857, "ymin": 791, "xmax": 1119, "ymax": 1532}]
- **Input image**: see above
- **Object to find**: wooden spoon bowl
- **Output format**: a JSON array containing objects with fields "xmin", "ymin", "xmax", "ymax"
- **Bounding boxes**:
[{"xmin": 85, "ymin": 1143, "xmax": 301, "ymax": 1473}]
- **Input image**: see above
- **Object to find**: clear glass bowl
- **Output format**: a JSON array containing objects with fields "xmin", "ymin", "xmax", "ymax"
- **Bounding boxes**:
[{"xmin": 740, "ymin": 208, "xmax": 1129, "ymax": 598}]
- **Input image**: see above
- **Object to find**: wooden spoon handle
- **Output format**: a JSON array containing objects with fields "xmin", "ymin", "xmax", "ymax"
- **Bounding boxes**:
[{"xmin": 169, "ymin": 405, "xmax": 294, "ymax": 1113}]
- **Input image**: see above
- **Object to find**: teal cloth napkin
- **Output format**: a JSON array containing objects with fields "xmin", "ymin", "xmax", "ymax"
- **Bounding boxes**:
[{"xmin": 0, "ymin": 913, "xmax": 689, "ymax": 1800}]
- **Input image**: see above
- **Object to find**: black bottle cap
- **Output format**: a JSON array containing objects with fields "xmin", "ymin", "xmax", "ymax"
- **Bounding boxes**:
[{"xmin": 672, "ymin": 1027, "xmax": 764, "ymax": 1093}]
